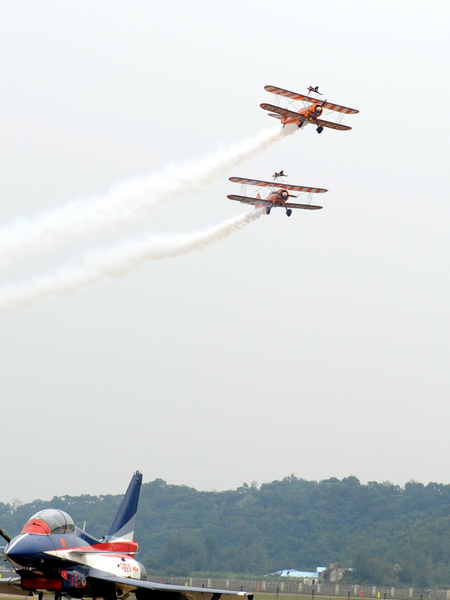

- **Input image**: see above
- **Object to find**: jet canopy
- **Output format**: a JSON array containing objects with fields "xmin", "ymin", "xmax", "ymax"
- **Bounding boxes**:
[{"xmin": 21, "ymin": 509, "xmax": 75, "ymax": 535}]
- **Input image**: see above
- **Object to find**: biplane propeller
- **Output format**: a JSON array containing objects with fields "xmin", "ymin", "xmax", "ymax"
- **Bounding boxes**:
[
  {"xmin": 261, "ymin": 84, "xmax": 358, "ymax": 133},
  {"xmin": 228, "ymin": 176, "xmax": 328, "ymax": 217}
]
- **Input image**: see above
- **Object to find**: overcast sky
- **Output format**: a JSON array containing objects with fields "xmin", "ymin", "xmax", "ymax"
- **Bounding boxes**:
[{"xmin": 0, "ymin": 0, "xmax": 449, "ymax": 505}]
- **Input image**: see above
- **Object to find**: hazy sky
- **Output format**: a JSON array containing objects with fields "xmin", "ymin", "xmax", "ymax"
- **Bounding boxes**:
[{"xmin": 0, "ymin": 1, "xmax": 449, "ymax": 504}]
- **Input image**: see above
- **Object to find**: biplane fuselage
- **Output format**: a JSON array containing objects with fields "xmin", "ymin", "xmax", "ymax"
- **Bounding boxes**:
[
  {"xmin": 279, "ymin": 103, "xmax": 323, "ymax": 127},
  {"xmin": 258, "ymin": 188, "xmax": 290, "ymax": 208}
]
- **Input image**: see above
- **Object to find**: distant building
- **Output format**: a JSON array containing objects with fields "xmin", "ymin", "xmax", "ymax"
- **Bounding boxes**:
[
  {"xmin": 321, "ymin": 563, "xmax": 350, "ymax": 583},
  {"xmin": 266, "ymin": 567, "xmax": 326, "ymax": 583}
]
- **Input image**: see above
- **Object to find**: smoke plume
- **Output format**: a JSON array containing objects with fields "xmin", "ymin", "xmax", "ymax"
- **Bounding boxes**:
[
  {"xmin": 0, "ymin": 126, "xmax": 294, "ymax": 270},
  {"xmin": 0, "ymin": 208, "xmax": 265, "ymax": 316}
]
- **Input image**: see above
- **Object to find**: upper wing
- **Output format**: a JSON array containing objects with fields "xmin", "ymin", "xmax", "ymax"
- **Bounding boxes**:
[
  {"xmin": 271, "ymin": 183, "xmax": 327, "ymax": 194},
  {"xmin": 227, "ymin": 194, "xmax": 271, "ymax": 207},
  {"xmin": 88, "ymin": 572, "xmax": 253, "ymax": 600},
  {"xmin": 260, "ymin": 103, "xmax": 301, "ymax": 120},
  {"xmin": 264, "ymin": 85, "xmax": 359, "ymax": 114},
  {"xmin": 320, "ymin": 100, "xmax": 358, "ymax": 114},
  {"xmin": 264, "ymin": 84, "xmax": 315, "ymax": 102},
  {"xmin": 317, "ymin": 118, "xmax": 351, "ymax": 131},
  {"xmin": 229, "ymin": 178, "xmax": 327, "ymax": 194},
  {"xmin": 230, "ymin": 177, "xmax": 275, "ymax": 188}
]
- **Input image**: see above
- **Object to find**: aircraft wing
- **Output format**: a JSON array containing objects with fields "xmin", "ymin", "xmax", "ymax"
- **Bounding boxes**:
[
  {"xmin": 229, "ymin": 178, "xmax": 327, "ymax": 194},
  {"xmin": 285, "ymin": 202, "xmax": 323, "ymax": 210},
  {"xmin": 87, "ymin": 571, "xmax": 253, "ymax": 600},
  {"xmin": 260, "ymin": 103, "xmax": 301, "ymax": 120},
  {"xmin": 0, "ymin": 572, "xmax": 254, "ymax": 600},
  {"xmin": 316, "ymin": 118, "xmax": 352, "ymax": 131},
  {"xmin": 264, "ymin": 85, "xmax": 359, "ymax": 114},
  {"xmin": 0, "ymin": 577, "xmax": 26, "ymax": 596},
  {"xmin": 262, "ymin": 104, "xmax": 353, "ymax": 130},
  {"xmin": 227, "ymin": 194, "xmax": 271, "ymax": 207},
  {"xmin": 228, "ymin": 195, "xmax": 322, "ymax": 211},
  {"xmin": 264, "ymin": 84, "xmax": 316, "ymax": 102},
  {"xmin": 270, "ymin": 183, "xmax": 327, "ymax": 194},
  {"xmin": 321, "ymin": 101, "xmax": 358, "ymax": 114},
  {"xmin": 230, "ymin": 177, "xmax": 275, "ymax": 188}
]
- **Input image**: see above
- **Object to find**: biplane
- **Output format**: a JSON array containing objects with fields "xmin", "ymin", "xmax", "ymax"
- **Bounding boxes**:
[
  {"xmin": 260, "ymin": 84, "xmax": 358, "ymax": 133},
  {"xmin": 227, "ymin": 176, "xmax": 327, "ymax": 217}
]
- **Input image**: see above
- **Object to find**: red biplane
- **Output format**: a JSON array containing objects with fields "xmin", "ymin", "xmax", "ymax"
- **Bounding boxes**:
[
  {"xmin": 261, "ymin": 84, "xmax": 358, "ymax": 133},
  {"xmin": 227, "ymin": 176, "xmax": 327, "ymax": 217}
]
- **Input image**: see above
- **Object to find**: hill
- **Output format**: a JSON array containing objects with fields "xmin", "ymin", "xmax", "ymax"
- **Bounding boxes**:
[{"xmin": 2, "ymin": 476, "xmax": 450, "ymax": 587}]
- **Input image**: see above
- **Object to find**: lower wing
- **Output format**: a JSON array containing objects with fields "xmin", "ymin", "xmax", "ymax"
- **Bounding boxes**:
[
  {"xmin": 227, "ymin": 194, "xmax": 270, "ymax": 207},
  {"xmin": 316, "ymin": 118, "xmax": 351, "ymax": 131},
  {"xmin": 261, "ymin": 105, "xmax": 352, "ymax": 130},
  {"xmin": 228, "ymin": 195, "xmax": 322, "ymax": 210},
  {"xmin": 260, "ymin": 103, "xmax": 301, "ymax": 120},
  {"xmin": 285, "ymin": 201, "xmax": 322, "ymax": 210}
]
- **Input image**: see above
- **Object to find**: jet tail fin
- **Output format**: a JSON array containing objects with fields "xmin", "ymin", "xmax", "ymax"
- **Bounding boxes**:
[{"xmin": 106, "ymin": 471, "xmax": 142, "ymax": 541}]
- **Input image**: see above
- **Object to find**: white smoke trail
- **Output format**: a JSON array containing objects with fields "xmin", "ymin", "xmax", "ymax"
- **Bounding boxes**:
[
  {"xmin": 0, "ymin": 126, "xmax": 294, "ymax": 270},
  {"xmin": 0, "ymin": 208, "xmax": 265, "ymax": 316}
]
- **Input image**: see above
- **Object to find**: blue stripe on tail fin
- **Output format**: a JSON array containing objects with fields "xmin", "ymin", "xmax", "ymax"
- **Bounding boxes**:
[{"xmin": 106, "ymin": 471, "xmax": 142, "ymax": 541}]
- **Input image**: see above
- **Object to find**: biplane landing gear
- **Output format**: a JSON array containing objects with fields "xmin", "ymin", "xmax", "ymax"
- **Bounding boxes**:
[
  {"xmin": 298, "ymin": 121, "xmax": 304, "ymax": 128},
  {"xmin": 286, "ymin": 209, "xmax": 292, "ymax": 217},
  {"xmin": 266, "ymin": 207, "xmax": 271, "ymax": 215},
  {"xmin": 316, "ymin": 126, "xmax": 324, "ymax": 134}
]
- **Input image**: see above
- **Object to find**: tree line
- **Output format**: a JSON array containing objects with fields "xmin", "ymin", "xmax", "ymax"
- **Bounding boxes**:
[{"xmin": 2, "ymin": 476, "xmax": 450, "ymax": 587}]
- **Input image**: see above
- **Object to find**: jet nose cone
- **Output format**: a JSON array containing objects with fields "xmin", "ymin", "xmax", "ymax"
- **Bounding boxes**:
[
  {"xmin": 6, "ymin": 534, "xmax": 34, "ymax": 566},
  {"xmin": 6, "ymin": 534, "xmax": 55, "ymax": 567}
]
